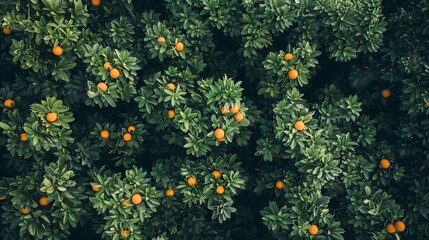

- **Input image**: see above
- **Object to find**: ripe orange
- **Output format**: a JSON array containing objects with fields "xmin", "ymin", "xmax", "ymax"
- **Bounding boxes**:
[
  {"xmin": 234, "ymin": 112, "xmax": 244, "ymax": 122},
  {"xmin": 157, "ymin": 36, "xmax": 166, "ymax": 43},
  {"xmin": 121, "ymin": 199, "xmax": 130, "ymax": 208},
  {"xmin": 91, "ymin": 0, "xmax": 101, "ymax": 7},
  {"xmin": 216, "ymin": 185, "xmax": 225, "ymax": 195},
  {"xmin": 220, "ymin": 107, "xmax": 229, "ymax": 115},
  {"xmin": 386, "ymin": 223, "xmax": 396, "ymax": 233},
  {"xmin": 20, "ymin": 208, "xmax": 30, "ymax": 215},
  {"xmin": 123, "ymin": 133, "xmax": 132, "ymax": 142},
  {"xmin": 294, "ymin": 120, "xmax": 305, "ymax": 131},
  {"xmin": 380, "ymin": 159, "xmax": 390, "ymax": 169},
  {"xmin": 284, "ymin": 53, "xmax": 294, "ymax": 60},
  {"xmin": 127, "ymin": 125, "xmax": 136, "ymax": 132},
  {"xmin": 97, "ymin": 82, "xmax": 108, "ymax": 92},
  {"xmin": 168, "ymin": 110, "xmax": 175, "ymax": 119},
  {"xmin": 100, "ymin": 130, "xmax": 109, "ymax": 139},
  {"xmin": 175, "ymin": 42, "xmax": 184, "ymax": 52},
  {"xmin": 52, "ymin": 46, "xmax": 63, "ymax": 56},
  {"xmin": 121, "ymin": 229, "xmax": 129, "ymax": 238},
  {"xmin": 288, "ymin": 69, "xmax": 298, "ymax": 80},
  {"xmin": 103, "ymin": 62, "xmax": 112, "ymax": 70},
  {"xmin": 46, "ymin": 112, "xmax": 58, "ymax": 123},
  {"xmin": 308, "ymin": 224, "xmax": 318, "ymax": 235},
  {"xmin": 4, "ymin": 99, "xmax": 15, "ymax": 108},
  {"xmin": 426, "ymin": 101, "xmax": 429, "ymax": 107},
  {"xmin": 381, "ymin": 89, "xmax": 391, "ymax": 98},
  {"xmin": 394, "ymin": 220, "xmax": 405, "ymax": 232},
  {"xmin": 229, "ymin": 103, "xmax": 240, "ymax": 114},
  {"xmin": 212, "ymin": 170, "xmax": 221, "ymax": 180},
  {"xmin": 39, "ymin": 196, "xmax": 49, "ymax": 206},
  {"xmin": 2, "ymin": 26, "xmax": 12, "ymax": 35},
  {"xmin": 218, "ymin": 136, "xmax": 225, "ymax": 142},
  {"xmin": 131, "ymin": 193, "xmax": 142, "ymax": 205},
  {"xmin": 214, "ymin": 128, "xmax": 224, "ymax": 139},
  {"xmin": 110, "ymin": 68, "xmax": 120, "ymax": 79},
  {"xmin": 167, "ymin": 83, "xmax": 176, "ymax": 91},
  {"xmin": 0, "ymin": 196, "xmax": 6, "ymax": 200},
  {"xmin": 165, "ymin": 188, "xmax": 174, "ymax": 197},
  {"xmin": 275, "ymin": 180, "xmax": 284, "ymax": 190},
  {"xmin": 187, "ymin": 177, "xmax": 197, "ymax": 187},
  {"xmin": 20, "ymin": 133, "xmax": 28, "ymax": 142},
  {"xmin": 92, "ymin": 186, "xmax": 100, "ymax": 192}
]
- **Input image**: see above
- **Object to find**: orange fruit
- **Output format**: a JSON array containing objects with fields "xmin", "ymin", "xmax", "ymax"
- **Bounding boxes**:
[
  {"xmin": 4, "ymin": 99, "xmax": 15, "ymax": 108},
  {"xmin": 165, "ymin": 188, "xmax": 174, "ymax": 197},
  {"xmin": 380, "ymin": 159, "xmax": 390, "ymax": 169},
  {"xmin": 216, "ymin": 185, "xmax": 224, "ymax": 195},
  {"xmin": 2, "ymin": 26, "xmax": 12, "ymax": 35},
  {"xmin": 20, "ymin": 133, "xmax": 28, "ymax": 142},
  {"xmin": 386, "ymin": 223, "xmax": 396, "ymax": 233},
  {"xmin": 0, "ymin": 196, "xmax": 6, "ymax": 200},
  {"xmin": 46, "ymin": 112, "xmax": 58, "ymax": 123},
  {"xmin": 308, "ymin": 224, "xmax": 318, "ymax": 235},
  {"xmin": 218, "ymin": 136, "xmax": 225, "ymax": 142},
  {"xmin": 131, "ymin": 193, "xmax": 142, "ymax": 205},
  {"xmin": 187, "ymin": 177, "xmax": 197, "ymax": 187},
  {"xmin": 127, "ymin": 125, "xmax": 136, "ymax": 132},
  {"xmin": 229, "ymin": 103, "xmax": 240, "ymax": 114},
  {"xmin": 121, "ymin": 229, "xmax": 129, "ymax": 238},
  {"xmin": 426, "ymin": 101, "xmax": 429, "ymax": 107},
  {"xmin": 394, "ymin": 220, "xmax": 405, "ymax": 232},
  {"xmin": 175, "ymin": 42, "xmax": 184, "ymax": 52},
  {"xmin": 212, "ymin": 170, "xmax": 221, "ymax": 180},
  {"xmin": 39, "ymin": 196, "xmax": 49, "ymax": 206},
  {"xmin": 92, "ymin": 185, "xmax": 100, "ymax": 192},
  {"xmin": 110, "ymin": 68, "xmax": 120, "ymax": 79},
  {"xmin": 284, "ymin": 53, "xmax": 294, "ymax": 61},
  {"xmin": 168, "ymin": 110, "xmax": 175, "ymax": 119},
  {"xmin": 121, "ymin": 199, "xmax": 130, "ymax": 208},
  {"xmin": 381, "ymin": 89, "xmax": 391, "ymax": 98},
  {"xmin": 123, "ymin": 133, "xmax": 132, "ymax": 142},
  {"xmin": 220, "ymin": 107, "xmax": 229, "ymax": 115},
  {"xmin": 288, "ymin": 69, "xmax": 298, "ymax": 80},
  {"xmin": 275, "ymin": 180, "xmax": 284, "ymax": 190},
  {"xmin": 20, "ymin": 208, "xmax": 30, "ymax": 215},
  {"xmin": 234, "ymin": 112, "xmax": 244, "ymax": 122},
  {"xmin": 100, "ymin": 130, "xmax": 109, "ymax": 139},
  {"xmin": 214, "ymin": 128, "xmax": 224, "ymax": 139},
  {"xmin": 167, "ymin": 83, "xmax": 176, "ymax": 91},
  {"xmin": 294, "ymin": 120, "xmax": 305, "ymax": 131},
  {"xmin": 52, "ymin": 46, "xmax": 63, "ymax": 56},
  {"xmin": 103, "ymin": 62, "xmax": 112, "ymax": 70},
  {"xmin": 97, "ymin": 82, "xmax": 108, "ymax": 92},
  {"xmin": 157, "ymin": 36, "xmax": 166, "ymax": 43},
  {"xmin": 91, "ymin": 0, "xmax": 101, "ymax": 7}
]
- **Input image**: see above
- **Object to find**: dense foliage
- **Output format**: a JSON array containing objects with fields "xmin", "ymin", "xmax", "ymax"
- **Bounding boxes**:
[{"xmin": 0, "ymin": 0, "xmax": 428, "ymax": 239}]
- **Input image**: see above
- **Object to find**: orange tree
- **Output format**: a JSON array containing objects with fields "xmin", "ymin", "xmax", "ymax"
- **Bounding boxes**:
[{"xmin": 0, "ymin": 0, "xmax": 428, "ymax": 239}]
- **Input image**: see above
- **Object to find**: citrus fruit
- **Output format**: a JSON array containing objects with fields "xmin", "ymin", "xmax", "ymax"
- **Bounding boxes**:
[
  {"xmin": 380, "ymin": 159, "xmax": 390, "ymax": 169},
  {"xmin": 127, "ymin": 125, "xmax": 136, "ymax": 132},
  {"xmin": 288, "ymin": 69, "xmax": 298, "ymax": 80},
  {"xmin": 294, "ymin": 120, "xmax": 305, "ymax": 131},
  {"xmin": 20, "ymin": 133, "xmax": 28, "ymax": 142},
  {"xmin": 386, "ymin": 223, "xmax": 396, "ymax": 233},
  {"xmin": 100, "ymin": 130, "xmax": 109, "ymax": 139},
  {"xmin": 39, "ymin": 196, "xmax": 49, "ymax": 206},
  {"xmin": 52, "ymin": 46, "xmax": 63, "ymax": 56},
  {"xmin": 4, "ymin": 99, "xmax": 15, "ymax": 108},
  {"xmin": 168, "ymin": 110, "xmax": 175, "ymax": 119},
  {"xmin": 308, "ymin": 224, "xmax": 318, "ymax": 235},
  {"xmin": 92, "ymin": 185, "xmax": 100, "ymax": 192},
  {"xmin": 275, "ymin": 180, "xmax": 284, "ymax": 190},
  {"xmin": 214, "ymin": 128, "xmax": 224, "ymax": 139},
  {"xmin": 229, "ymin": 103, "xmax": 240, "ymax": 114},
  {"xmin": 110, "ymin": 68, "xmax": 120, "ymax": 79},
  {"xmin": 212, "ymin": 170, "xmax": 221, "ymax": 180},
  {"xmin": 20, "ymin": 208, "xmax": 30, "ymax": 215},
  {"xmin": 165, "ymin": 188, "xmax": 174, "ymax": 197},
  {"xmin": 175, "ymin": 42, "xmax": 184, "ymax": 51},
  {"xmin": 46, "ymin": 112, "xmax": 58, "ymax": 123},
  {"xmin": 123, "ymin": 133, "xmax": 132, "ymax": 142},
  {"xmin": 157, "ymin": 36, "xmax": 166, "ymax": 43},
  {"xmin": 187, "ymin": 177, "xmax": 197, "ymax": 187},
  {"xmin": 234, "ymin": 112, "xmax": 244, "ymax": 122},
  {"xmin": 2, "ymin": 26, "xmax": 12, "ymax": 35},
  {"xmin": 394, "ymin": 220, "xmax": 405, "ymax": 232},
  {"xmin": 284, "ymin": 53, "xmax": 294, "ymax": 60},
  {"xmin": 381, "ymin": 89, "xmax": 391, "ymax": 98},
  {"xmin": 131, "ymin": 193, "xmax": 142, "ymax": 205},
  {"xmin": 167, "ymin": 83, "xmax": 176, "ymax": 91},
  {"xmin": 103, "ymin": 62, "xmax": 112, "ymax": 70},
  {"xmin": 97, "ymin": 82, "xmax": 108, "ymax": 92},
  {"xmin": 216, "ymin": 185, "xmax": 224, "ymax": 195}
]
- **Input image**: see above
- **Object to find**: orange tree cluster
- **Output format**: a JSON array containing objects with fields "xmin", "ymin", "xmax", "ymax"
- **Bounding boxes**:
[{"xmin": 0, "ymin": 0, "xmax": 428, "ymax": 240}]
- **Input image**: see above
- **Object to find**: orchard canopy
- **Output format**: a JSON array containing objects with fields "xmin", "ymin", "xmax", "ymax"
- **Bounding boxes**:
[{"xmin": 0, "ymin": 0, "xmax": 429, "ymax": 239}]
